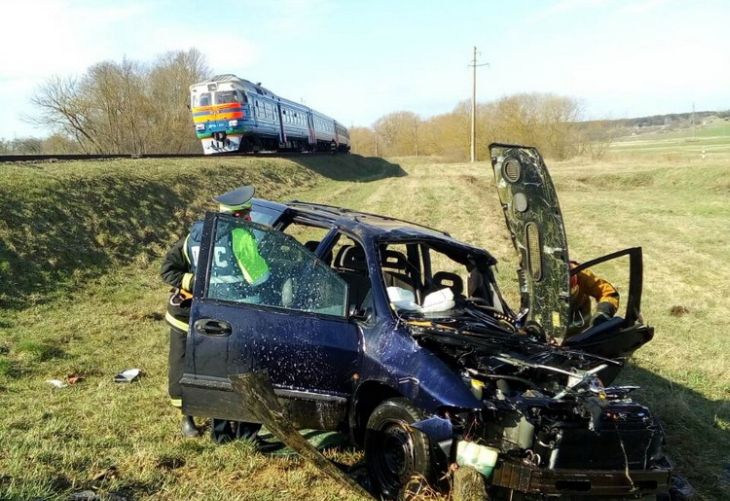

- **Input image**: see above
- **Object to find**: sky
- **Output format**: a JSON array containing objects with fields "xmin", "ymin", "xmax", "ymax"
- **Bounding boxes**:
[{"xmin": 1, "ymin": 0, "xmax": 729, "ymax": 139}]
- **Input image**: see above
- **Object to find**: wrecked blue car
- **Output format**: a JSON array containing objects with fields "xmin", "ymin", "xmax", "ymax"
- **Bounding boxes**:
[{"xmin": 181, "ymin": 144, "xmax": 679, "ymax": 499}]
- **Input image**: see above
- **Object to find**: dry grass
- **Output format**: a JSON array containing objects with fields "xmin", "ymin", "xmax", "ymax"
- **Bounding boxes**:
[{"xmin": 1, "ymin": 133, "xmax": 729, "ymax": 499}]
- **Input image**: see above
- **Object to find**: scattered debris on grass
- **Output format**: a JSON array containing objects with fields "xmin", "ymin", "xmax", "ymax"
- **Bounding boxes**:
[
  {"xmin": 46, "ymin": 379, "xmax": 67, "ymax": 388},
  {"xmin": 113, "ymin": 368, "xmax": 141, "ymax": 383},
  {"xmin": 70, "ymin": 490, "xmax": 100, "ymax": 501}
]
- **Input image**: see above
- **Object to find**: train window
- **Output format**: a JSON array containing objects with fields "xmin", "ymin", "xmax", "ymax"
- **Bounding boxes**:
[
  {"xmin": 215, "ymin": 91, "xmax": 238, "ymax": 104},
  {"xmin": 198, "ymin": 93, "xmax": 211, "ymax": 107}
]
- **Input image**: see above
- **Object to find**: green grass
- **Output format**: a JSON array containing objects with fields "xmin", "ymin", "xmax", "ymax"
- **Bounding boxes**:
[
  {"xmin": 1, "ymin": 136, "xmax": 729, "ymax": 499},
  {"xmin": 609, "ymin": 117, "xmax": 730, "ymax": 156}
]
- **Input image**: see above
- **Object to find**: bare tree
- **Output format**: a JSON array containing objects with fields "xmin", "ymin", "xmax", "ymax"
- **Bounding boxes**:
[
  {"xmin": 31, "ymin": 76, "xmax": 102, "ymax": 153},
  {"xmin": 373, "ymin": 111, "xmax": 422, "ymax": 156},
  {"xmin": 31, "ymin": 49, "xmax": 210, "ymax": 154},
  {"xmin": 349, "ymin": 126, "xmax": 378, "ymax": 156}
]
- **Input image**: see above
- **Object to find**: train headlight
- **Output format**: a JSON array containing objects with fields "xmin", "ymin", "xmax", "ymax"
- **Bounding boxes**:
[
  {"xmin": 195, "ymin": 123, "xmax": 205, "ymax": 131},
  {"xmin": 228, "ymin": 120, "xmax": 239, "ymax": 127}
]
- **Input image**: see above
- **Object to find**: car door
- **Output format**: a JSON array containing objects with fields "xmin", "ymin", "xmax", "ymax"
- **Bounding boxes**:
[
  {"xmin": 490, "ymin": 143, "xmax": 572, "ymax": 342},
  {"xmin": 181, "ymin": 212, "xmax": 361, "ymax": 429}
]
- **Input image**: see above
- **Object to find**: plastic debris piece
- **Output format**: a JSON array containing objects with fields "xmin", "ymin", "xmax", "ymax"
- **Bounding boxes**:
[
  {"xmin": 70, "ymin": 490, "xmax": 100, "ymax": 501},
  {"xmin": 46, "ymin": 379, "xmax": 67, "ymax": 389},
  {"xmin": 114, "ymin": 368, "xmax": 141, "ymax": 383}
]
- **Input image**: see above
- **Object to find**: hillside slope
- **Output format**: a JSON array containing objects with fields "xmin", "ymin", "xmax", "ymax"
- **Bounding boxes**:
[{"xmin": 0, "ymin": 155, "xmax": 403, "ymax": 310}]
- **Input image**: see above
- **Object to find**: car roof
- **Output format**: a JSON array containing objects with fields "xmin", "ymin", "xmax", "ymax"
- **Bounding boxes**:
[{"xmin": 253, "ymin": 198, "xmax": 496, "ymax": 262}]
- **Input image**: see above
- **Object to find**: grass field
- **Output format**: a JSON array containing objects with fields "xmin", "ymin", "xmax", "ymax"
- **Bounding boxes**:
[{"xmin": 1, "ymin": 126, "xmax": 729, "ymax": 500}]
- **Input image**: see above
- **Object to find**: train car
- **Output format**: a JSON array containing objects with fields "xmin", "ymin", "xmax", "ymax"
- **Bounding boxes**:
[{"xmin": 190, "ymin": 74, "xmax": 350, "ymax": 155}]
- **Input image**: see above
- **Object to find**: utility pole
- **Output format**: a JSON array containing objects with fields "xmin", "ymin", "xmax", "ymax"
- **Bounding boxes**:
[{"xmin": 469, "ymin": 46, "xmax": 489, "ymax": 162}]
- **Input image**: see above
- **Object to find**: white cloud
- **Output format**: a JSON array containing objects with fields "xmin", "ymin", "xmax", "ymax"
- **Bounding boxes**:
[{"xmin": 0, "ymin": 1, "xmax": 147, "ymax": 79}]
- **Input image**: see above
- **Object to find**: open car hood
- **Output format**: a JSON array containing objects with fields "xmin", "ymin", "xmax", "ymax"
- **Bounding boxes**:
[{"xmin": 490, "ymin": 144, "xmax": 571, "ymax": 342}]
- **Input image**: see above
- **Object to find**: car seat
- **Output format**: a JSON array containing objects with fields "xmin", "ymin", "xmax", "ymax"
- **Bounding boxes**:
[
  {"xmin": 334, "ymin": 245, "xmax": 371, "ymax": 312},
  {"xmin": 381, "ymin": 250, "xmax": 419, "ymax": 296},
  {"xmin": 428, "ymin": 271, "xmax": 464, "ymax": 298}
]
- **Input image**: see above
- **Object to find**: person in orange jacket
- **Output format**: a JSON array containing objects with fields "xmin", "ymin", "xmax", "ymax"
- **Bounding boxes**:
[{"xmin": 569, "ymin": 261, "xmax": 620, "ymax": 331}]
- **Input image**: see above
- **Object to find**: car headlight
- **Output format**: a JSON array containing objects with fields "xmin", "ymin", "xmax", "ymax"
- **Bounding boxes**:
[
  {"xmin": 228, "ymin": 120, "xmax": 238, "ymax": 127},
  {"xmin": 195, "ymin": 123, "xmax": 205, "ymax": 131}
]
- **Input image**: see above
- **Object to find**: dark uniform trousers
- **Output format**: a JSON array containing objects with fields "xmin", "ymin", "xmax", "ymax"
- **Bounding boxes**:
[
  {"xmin": 168, "ymin": 325, "xmax": 187, "ymax": 404},
  {"xmin": 165, "ymin": 291, "xmax": 192, "ymax": 407}
]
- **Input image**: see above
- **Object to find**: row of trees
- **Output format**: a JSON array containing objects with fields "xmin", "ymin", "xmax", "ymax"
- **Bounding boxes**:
[
  {"xmin": 350, "ymin": 94, "xmax": 618, "ymax": 161},
  {"xmin": 29, "ymin": 49, "xmax": 209, "ymax": 154},
  {"xmin": 13, "ymin": 48, "xmax": 615, "ymax": 160}
]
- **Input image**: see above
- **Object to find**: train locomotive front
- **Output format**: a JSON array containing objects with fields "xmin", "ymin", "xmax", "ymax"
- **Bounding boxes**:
[{"xmin": 189, "ymin": 74, "xmax": 350, "ymax": 155}]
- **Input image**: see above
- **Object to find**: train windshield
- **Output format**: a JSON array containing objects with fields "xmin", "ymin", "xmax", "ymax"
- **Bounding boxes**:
[
  {"xmin": 193, "ymin": 93, "xmax": 211, "ymax": 107},
  {"xmin": 215, "ymin": 90, "xmax": 245, "ymax": 104}
]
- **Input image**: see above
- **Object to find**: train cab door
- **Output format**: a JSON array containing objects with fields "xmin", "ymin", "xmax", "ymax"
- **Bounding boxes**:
[
  {"xmin": 250, "ymin": 98, "xmax": 262, "ymax": 137},
  {"xmin": 306, "ymin": 112, "xmax": 316, "ymax": 148},
  {"xmin": 276, "ymin": 101, "xmax": 287, "ymax": 146}
]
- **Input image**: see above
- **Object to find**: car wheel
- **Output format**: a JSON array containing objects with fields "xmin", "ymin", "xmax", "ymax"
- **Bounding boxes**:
[
  {"xmin": 364, "ymin": 397, "xmax": 432, "ymax": 499},
  {"xmin": 211, "ymin": 419, "xmax": 261, "ymax": 444}
]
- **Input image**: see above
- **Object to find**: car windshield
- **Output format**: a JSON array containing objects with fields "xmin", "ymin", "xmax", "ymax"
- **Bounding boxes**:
[
  {"xmin": 380, "ymin": 241, "xmax": 498, "ymax": 315},
  {"xmin": 204, "ymin": 216, "xmax": 348, "ymax": 317}
]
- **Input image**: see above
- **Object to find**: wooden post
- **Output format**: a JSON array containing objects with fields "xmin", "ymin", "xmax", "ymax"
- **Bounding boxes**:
[
  {"xmin": 229, "ymin": 372, "xmax": 373, "ymax": 500},
  {"xmin": 452, "ymin": 465, "xmax": 489, "ymax": 501}
]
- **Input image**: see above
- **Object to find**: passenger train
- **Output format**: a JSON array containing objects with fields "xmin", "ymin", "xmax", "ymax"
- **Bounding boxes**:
[{"xmin": 190, "ymin": 75, "xmax": 350, "ymax": 155}]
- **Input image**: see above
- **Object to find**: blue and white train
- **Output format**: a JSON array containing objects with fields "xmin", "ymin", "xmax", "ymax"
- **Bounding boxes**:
[{"xmin": 190, "ymin": 74, "xmax": 350, "ymax": 155}]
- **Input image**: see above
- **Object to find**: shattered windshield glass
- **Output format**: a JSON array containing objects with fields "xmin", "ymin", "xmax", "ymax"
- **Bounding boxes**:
[{"xmin": 205, "ymin": 217, "xmax": 348, "ymax": 317}]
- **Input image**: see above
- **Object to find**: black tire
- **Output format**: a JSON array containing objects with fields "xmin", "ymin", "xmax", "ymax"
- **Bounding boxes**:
[
  {"xmin": 364, "ymin": 397, "xmax": 432, "ymax": 499},
  {"xmin": 211, "ymin": 419, "xmax": 261, "ymax": 444}
]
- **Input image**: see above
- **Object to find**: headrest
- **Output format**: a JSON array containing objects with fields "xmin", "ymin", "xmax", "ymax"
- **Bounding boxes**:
[
  {"xmin": 432, "ymin": 271, "xmax": 464, "ymax": 297},
  {"xmin": 340, "ymin": 245, "xmax": 367, "ymax": 272},
  {"xmin": 304, "ymin": 240, "xmax": 319, "ymax": 252},
  {"xmin": 305, "ymin": 240, "xmax": 333, "ymax": 265},
  {"xmin": 381, "ymin": 249, "xmax": 408, "ymax": 270}
]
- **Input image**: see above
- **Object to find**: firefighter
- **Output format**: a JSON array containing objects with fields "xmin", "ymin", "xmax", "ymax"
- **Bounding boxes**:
[
  {"xmin": 569, "ymin": 260, "xmax": 620, "ymax": 331},
  {"xmin": 160, "ymin": 185, "xmax": 266, "ymax": 437}
]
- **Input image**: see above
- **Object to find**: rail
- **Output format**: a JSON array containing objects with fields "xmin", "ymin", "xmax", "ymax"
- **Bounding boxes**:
[{"xmin": 0, "ymin": 150, "xmax": 333, "ymax": 163}]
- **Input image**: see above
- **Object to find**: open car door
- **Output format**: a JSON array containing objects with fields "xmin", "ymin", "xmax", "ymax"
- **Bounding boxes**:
[
  {"xmin": 181, "ymin": 212, "xmax": 361, "ymax": 429},
  {"xmin": 562, "ymin": 248, "xmax": 654, "ymax": 382}
]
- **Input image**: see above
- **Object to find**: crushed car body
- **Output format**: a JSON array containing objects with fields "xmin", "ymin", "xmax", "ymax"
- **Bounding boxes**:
[{"xmin": 180, "ymin": 144, "xmax": 681, "ymax": 498}]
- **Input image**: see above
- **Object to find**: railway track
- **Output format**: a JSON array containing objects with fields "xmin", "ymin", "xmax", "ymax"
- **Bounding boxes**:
[{"xmin": 0, "ymin": 150, "xmax": 333, "ymax": 163}]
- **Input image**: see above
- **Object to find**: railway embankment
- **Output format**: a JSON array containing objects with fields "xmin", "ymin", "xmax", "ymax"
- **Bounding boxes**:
[{"xmin": 0, "ymin": 154, "xmax": 403, "ymax": 310}]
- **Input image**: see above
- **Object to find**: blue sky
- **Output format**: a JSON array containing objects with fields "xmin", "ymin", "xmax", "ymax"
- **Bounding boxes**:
[{"xmin": 1, "ymin": 0, "xmax": 729, "ymax": 139}]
